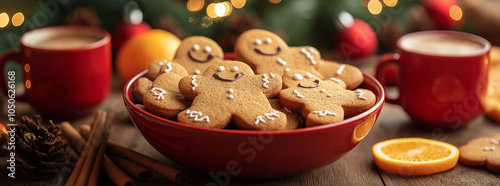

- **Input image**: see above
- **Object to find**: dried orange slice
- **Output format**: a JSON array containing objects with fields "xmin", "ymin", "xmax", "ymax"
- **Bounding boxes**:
[{"xmin": 372, "ymin": 138, "xmax": 459, "ymax": 175}]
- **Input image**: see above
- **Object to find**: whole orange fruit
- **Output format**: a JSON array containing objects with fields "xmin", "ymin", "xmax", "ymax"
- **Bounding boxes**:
[{"xmin": 116, "ymin": 29, "xmax": 181, "ymax": 82}]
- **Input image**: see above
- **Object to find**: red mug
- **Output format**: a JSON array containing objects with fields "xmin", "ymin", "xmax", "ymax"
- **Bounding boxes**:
[
  {"xmin": 0, "ymin": 25, "xmax": 111, "ymax": 120},
  {"xmin": 376, "ymin": 31, "xmax": 490, "ymax": 129}
]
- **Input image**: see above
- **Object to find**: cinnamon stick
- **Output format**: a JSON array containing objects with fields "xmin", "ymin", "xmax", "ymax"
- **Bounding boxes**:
[
  {"xmin": 79, "ymin": 125, "xmax": 188, "ymax": 184},
  {"xmin": 75, "ymin": 110, "xmax": 107, "ymax": 186},
  {"xmin": 102, "ymin": 156, "xmax": 135, "ymax": 186},
  {"xmin": 88, "ymin": 112, "xmax": 114, "ymax": 186},
  {"xmin": 61, "ymin": 112, "xmax": 134, "ymax": 186},
  {"xmin": 65, "ymin": 110, "xmax": 104, "ymax": 186},
  {"xmin": 107, "ymin": 153, "xmax": 153, "ymax": 181}
]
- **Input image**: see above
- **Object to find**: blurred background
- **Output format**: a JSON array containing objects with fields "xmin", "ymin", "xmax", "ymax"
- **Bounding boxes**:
[{"xmin": 0, "ymin": 0, "xmax": 499, "ymax": 76}]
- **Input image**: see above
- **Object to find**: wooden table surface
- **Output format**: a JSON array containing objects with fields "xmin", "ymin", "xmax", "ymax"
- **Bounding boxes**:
[{"xmin": 1, "ymin": 65, "xmax": 500, "ymax": 185}]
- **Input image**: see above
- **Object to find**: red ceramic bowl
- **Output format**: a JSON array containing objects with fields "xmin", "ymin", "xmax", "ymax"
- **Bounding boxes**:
[{"xmin": 123, "ymin": 59, "xmax": 385, "ymax": 179}]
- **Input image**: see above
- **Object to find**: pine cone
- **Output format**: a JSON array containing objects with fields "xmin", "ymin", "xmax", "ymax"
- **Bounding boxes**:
[{"xmin": 16, "ymin": 115, "xmax": 69, "ymax": 179}]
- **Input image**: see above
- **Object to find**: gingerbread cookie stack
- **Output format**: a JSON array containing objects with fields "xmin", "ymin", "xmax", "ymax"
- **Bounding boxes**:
[{"xmin": 131, "ymin": 30, "xmax": 376, "ymax": 131}]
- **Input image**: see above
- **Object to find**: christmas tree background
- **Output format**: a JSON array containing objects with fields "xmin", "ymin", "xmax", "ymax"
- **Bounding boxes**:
[
  {"xmin": 1, "ymin": 0, "xmax": 499, "ymax": 83},
  {"xmin": 0, "ymin": 0, "xmax": 427, "ymax": 53}
]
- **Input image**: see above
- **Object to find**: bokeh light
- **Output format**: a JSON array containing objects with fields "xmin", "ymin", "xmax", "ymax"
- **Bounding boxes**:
[
  {"xmin": 368, "ymin": 0, "xmax": 382, "ymax": 15},
  {"xmin": 449, "ymin": 5, "xmax": 462, "ymax": 21},
  {"xmin": 269, "ymin": 0, "xmax": 281, "ymax": 4},
  {"xmin": 231, "ymin": 0, "xmax": 246, "ymax": 9},
  {"xmin": 206, "ymin": 3, "xmax": 217, "ymax": 18},
  {"xmin": 214, "ymin": 3, "xmax": 226, "ymax": 17},
  {"xmin": 24, "ymin": 64, "xmax": 30, "ymax": 72},
  {"xmin": 383, "ymin": 0, "xmax": 398, "ymax": 7},
  {"xmin": 12, "ymin": 12, "xmax": 24, "ymax": 26},
  {"xmin": 222, "ymin": 1, "xmax": 233, "ymax": 17},
  {"xmin": 187, "ymin": 0, "xmax": 204, "ymax": 12},
  {"xmin": 25, "ymin": 80, "xmax": 31, "ymax": 89},
  {"xmin": 0, "ymin": 13, "xmax": 9, "ymax": 28}
]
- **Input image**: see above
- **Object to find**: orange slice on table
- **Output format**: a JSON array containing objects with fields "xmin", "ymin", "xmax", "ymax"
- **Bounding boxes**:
[{"xmin": 372, "ymin": 138, "xmax": 459, "ymax": 175}]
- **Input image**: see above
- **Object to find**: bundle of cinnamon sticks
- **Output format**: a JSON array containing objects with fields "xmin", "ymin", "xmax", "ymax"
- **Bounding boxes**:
[{"xmin": 61, "ymin": 110, "xmax": 187, "ymax": 186}]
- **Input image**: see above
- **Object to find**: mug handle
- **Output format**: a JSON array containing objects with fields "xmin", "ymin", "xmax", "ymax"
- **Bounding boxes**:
[
  {"xmin": 0, "ymin": 50, "xmax": 27, "ymax": 102},
  {"xmin": 376, "ymin": 53, "xmax": 400, "ymax": 104}
]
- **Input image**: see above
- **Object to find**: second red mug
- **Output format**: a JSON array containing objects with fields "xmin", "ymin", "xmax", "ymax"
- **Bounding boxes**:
[{"xmin": 376, "ymin": 31, "xmax": 490, "ymax": 129}]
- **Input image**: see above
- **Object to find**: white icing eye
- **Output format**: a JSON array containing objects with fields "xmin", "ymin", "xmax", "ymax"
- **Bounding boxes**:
[
  {"xmin": 193, "ymin": 44, "xmax": 200, "ymax": 51},
  {"xmin": 255, "ymin": 39, "xmax": 262, "ymax": 45},
  {"xmin": 265, "ymin": 37, "xmax": 272, "ymax": 44},
  {"xmin": 204, "ymin": 46, "xmax": 212, "ymax": 53},
  {"xmin": 194, "ymin": 70, "xmax": 201, "ymax": 75},
  {"xmin": 231, "ymin": 66, "xmax": 239, "ymax": 72},
  {"xmin": 304, "ymin": 73, "xmax": 312, "ymax": 78},
  {"xmin": 285, "ymin": 68, "xmax": 290, "ymax": 72},
  {"xmin": 293, "ymin": 74, "xmax": 303, "ymax": 81},
  {"xmin": 218, "ymin": 66, "xmax": 225, "ymax": 72}
]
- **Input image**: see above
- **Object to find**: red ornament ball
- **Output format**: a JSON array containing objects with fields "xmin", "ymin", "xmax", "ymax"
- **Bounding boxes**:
[
  {"xmin": 112, "ymin": 22, "xmax": 151, "ymax": 53},
  {"xmin": 420, "ymin": 0, "xmax": 463, "ymax": 30},
  {"xmin": 336, "ymin": 19, "xmax": 378, "ymax": 60}
]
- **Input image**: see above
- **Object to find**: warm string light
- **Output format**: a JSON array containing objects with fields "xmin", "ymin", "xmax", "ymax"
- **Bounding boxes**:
[
  {"xmin": 0, "ymin": 12, "xmax": 25, "ymax": 28},
  {"xmin": 449, "ymin": 5, "xmax": 462, "ymax": 21},
  {"xmin": 214, "ymin": 3, "xmax": 226, "ymax": 17},
  {"xmin": 367, "ymin": 0, "xmax": 382, "ymax": 15},
  {"xmin": 365, "ymin": 0, "xmax": 398, "ymax": 15},
  {"xmin": 12, "ymin": 12, "xmax": 24, "ymax": 26},
  {"xmin": 189, "ymin": 0, "xmax": 277, "ymax": 19},
  {"xmin": 206, "ymin": 3, "xmax": 217, "ymax": 18},
  {"xmin": 231, "ymin": 0, "xmax": 246, "ymax": 9},
  {"xmin": 0, "ymin": 12, "xmax": 9, "ymax": 28},
  {"xmin": 383, "ymin": 0, "xmax": 397, "ymax": 7},
  {"xmin": 187, "ymin": 0, "xmax": 204, "ymax": 12}
]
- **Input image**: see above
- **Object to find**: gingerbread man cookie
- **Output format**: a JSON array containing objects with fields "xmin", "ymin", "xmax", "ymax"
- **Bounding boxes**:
[
  {"xmin": 269, "ymin": 99, "xmax": 302, "ymax": 130},
  {"xmin": 484, "ymin": 46, "xmax": 500, "ymax": 123},
  {"xmin": 136, "ymin": 61, "xmax": 189, "ymax": 103},
  {"xmin": 234, "ymin": 29, "xmax": 323, "ymax": 78},
  {"xmin": 317, "ymin": 60, "xmax": 364, "ymax": 90},
  {"xmin": 279, "ymin": 70, "xmax": 376, "ymax": 127},
  {"xmin": 146, "ymin": 59, "xmax": 189, "ymax": 80},
  {"xmin": 459, "ymin": 134, "xmax": 500, "ymax": 173},
  {"xmin": 133, "ymin": 77, "xmax": 152, "ymax": 103},
  {"xmin": 177, "ymin": 60, "xmax": 286, "ymax": 130},
  {"xmin": 171, "ymin": 36, "xmax": 224, "ymax": 75},
  {"xmin": 143, "ymin": 72, "xmax": 191, "ymax": 120}
]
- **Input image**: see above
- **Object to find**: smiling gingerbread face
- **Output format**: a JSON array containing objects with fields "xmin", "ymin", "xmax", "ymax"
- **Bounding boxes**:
[
  {"xmin": 283, "ymin": 72, "xmax": 333, "ymax": 90},
  {"xmin": 202, "ymin": 61, "xmax": 253, "ymax": 83},
  {"xmin": 177, "ymin": 61, "xmax": 286, "ymax": 130},
  {"xmin": 173, "ymin": 36, "xmax": 224, "ymax": 75},
  {"xmin": 235, "ymin": 29, "xmax": 322, "ymax": 78}
]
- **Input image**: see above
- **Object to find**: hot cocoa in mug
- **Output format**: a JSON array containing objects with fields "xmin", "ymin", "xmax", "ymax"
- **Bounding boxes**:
[
  {"xmin": 0, "ymin": 25, "xmax": 112, "ymax": 120},
  {"xmin": 377, "ymin": 31, "xmax": 490, "ymax": 129},
  {"xmin": 29, "ymin": 34, "xmax": 101, "ymax": 50}
]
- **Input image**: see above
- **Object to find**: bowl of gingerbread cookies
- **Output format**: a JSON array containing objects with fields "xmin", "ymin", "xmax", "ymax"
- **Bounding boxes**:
[{"xmin": 123, "ymin": 29, "xmax": 385, "ymax": 178}]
